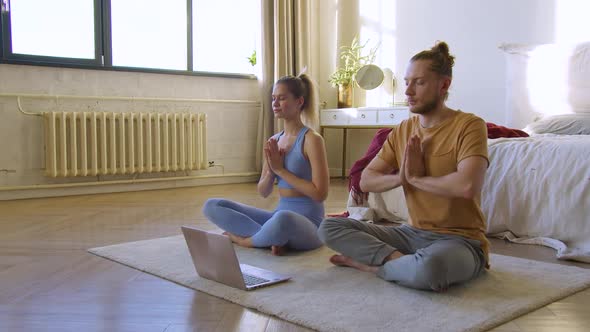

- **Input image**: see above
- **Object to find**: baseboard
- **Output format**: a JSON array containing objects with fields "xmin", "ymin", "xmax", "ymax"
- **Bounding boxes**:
[
  {"xmin": 329, "ymin": 167, "xmax": 349, "ymax": 178},
  {"xmin": 0, "ymin": 174, "xmax": 260, "ymax": 200}
]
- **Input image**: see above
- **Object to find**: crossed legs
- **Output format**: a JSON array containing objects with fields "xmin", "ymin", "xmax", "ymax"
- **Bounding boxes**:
[
  {"xmin": 202, "ymin": 198, "xmax": 322, "ymax": 255},
  {"xmin": 318, "ymin": 217, "xmax": 485, "ymax": 291}
]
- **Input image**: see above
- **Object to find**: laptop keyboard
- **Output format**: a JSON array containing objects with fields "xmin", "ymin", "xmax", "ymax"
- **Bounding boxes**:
[{"xmin": 243, "ymin": 273, "xmax": 270, "ymax": 286}]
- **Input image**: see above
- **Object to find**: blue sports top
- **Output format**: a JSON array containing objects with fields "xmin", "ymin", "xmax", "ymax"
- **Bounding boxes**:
[{"xmin": 274, "ymin": 126, "xmax": 313, "ymax": 189}]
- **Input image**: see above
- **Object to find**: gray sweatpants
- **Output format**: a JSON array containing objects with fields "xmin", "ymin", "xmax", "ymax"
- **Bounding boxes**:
[{"xmin": 317, "ymin": 217, "xmax": 486, "ymax": 291}]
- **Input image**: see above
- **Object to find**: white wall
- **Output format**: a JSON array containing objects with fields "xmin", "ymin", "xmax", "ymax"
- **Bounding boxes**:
[
  {"xmin": 0, "ymin": 64, "xmax": 261, "ymax": 199},
  {"xmin": 319, "ymin": 0, "xmax": 565, "ymax": 175},
  {"xmin": 394, "ymin": 0, "xmax": 556, "ymax": 125}
]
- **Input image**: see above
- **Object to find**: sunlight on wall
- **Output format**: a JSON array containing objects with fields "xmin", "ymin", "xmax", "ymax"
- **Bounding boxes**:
[
  {"xmin": 359, "ymin": 0, "xmax": 397, "ymax": 107},
  {"xmin": 526, "ymin": 44, "xmax": 575, "ymax": 115},
  {"xmin": 554, "ymin": 0, "xmax": 590, "ymax": 43},
  {"xmin": 525, "ymin": 0, "xmax": 590, "ymax": 117}
]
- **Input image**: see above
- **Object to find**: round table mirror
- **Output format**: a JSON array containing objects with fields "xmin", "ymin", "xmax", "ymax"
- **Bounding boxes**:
[{"xmin": 355, "ymin": 64, "xmax": 385, "ymax": 90}]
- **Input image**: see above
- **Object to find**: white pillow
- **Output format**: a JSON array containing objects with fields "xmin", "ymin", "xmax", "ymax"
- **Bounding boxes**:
[
  {"xmin": 524, "ymin": 114, "xmax": 590, "ymax": 135},
  {"xmin": 501, "ymin": 41, "xmax": 590, "ymax": 128}
]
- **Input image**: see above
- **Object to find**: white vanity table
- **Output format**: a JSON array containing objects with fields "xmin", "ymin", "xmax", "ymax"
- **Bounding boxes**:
[{"xmin": 320, "ymin": 106, "xmax": 410, "ymax": 178}]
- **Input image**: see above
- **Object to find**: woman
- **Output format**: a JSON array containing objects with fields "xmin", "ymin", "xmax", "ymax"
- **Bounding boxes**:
[{"xmin": 202, "ymin": 73, "xmax": 329, "ymax": 255}]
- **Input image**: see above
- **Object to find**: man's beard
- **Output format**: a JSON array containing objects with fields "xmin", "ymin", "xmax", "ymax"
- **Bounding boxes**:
[{"xmin": 410, "ymin": 94, "xmax": 441, "ymax": 115}]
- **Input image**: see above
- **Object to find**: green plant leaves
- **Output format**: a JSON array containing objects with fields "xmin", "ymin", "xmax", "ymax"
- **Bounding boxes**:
[
  {"xmin": 247, "ymin": 50, "xmax": 257, "ymax": 66},
  {"xmin": 329, "ymin": 36, "xmax": 379, "ymax": 87}
]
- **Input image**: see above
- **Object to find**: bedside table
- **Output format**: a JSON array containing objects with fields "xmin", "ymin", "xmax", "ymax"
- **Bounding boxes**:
[{"xmin": 320, "ymin": 106, "xmax": 409, "ymax": 178}]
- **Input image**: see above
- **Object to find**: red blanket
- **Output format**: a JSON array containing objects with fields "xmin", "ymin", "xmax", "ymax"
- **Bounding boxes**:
[{"xmin": 346, "ymin": 123, "xmax": 528, "ymax": 206}]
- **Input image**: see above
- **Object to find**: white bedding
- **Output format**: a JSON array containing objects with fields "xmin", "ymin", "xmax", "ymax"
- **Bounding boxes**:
[{"xmin": 347, "ymin": 134, "xmax": 590, "ymax": 262}]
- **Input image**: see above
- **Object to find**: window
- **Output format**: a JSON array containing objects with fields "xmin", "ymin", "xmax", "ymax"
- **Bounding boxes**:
[
  {"xmin": 0, "ymin": 0, "xmax": 260, "ymax": 76},
  {"xmin": 111, "ymin": 0, "xmax": 187, "ymax": 70},
  {"xmin": 193, "ymin": 0, "xmax": 260, "ymax": 74},
  {"xmin": 10, "ymin": 0, "xmax": 96, "ymax": 59},
  {"xmin": 1, "ymin": 0, "xmax": 101, "ymax": 65}
]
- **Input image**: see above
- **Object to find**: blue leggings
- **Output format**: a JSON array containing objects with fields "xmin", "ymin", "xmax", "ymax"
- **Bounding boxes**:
[{"xmin": 202, "ymin": 197, "xmax": 324, "ymax": 250}]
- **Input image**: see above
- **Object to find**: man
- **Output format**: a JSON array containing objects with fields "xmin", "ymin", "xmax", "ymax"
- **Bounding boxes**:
[{"xmin": 318, "ymin": 41, "xmax": 490, "ymax": 291}]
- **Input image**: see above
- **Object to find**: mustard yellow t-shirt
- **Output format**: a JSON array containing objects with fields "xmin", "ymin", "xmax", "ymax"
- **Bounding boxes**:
[{"xmin": 377, "ymin": 110, "xmax": 491, "ymax": 263}]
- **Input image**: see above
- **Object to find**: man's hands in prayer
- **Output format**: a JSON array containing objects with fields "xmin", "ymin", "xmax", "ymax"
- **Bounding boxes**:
[{"xmin": 402, "ymin": 135, "xmax": 426, "ymax": 187}]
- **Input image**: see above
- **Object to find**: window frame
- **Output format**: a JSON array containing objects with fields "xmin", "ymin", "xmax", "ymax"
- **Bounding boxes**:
[
  {"xmin": 0, "ymin": 0, "xmax": 256, "ymax": 79},
  {"xmin": 1, "ymin": 0, "xmax": 104, "ymax": 66}
]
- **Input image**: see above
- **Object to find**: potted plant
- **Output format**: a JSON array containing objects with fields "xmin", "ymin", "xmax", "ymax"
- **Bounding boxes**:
[{"xmin": 329, "ymin": 37, "xmax": 378, "ymax": 108}]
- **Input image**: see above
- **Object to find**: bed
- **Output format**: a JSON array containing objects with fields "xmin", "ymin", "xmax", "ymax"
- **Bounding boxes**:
[{"xmin": 346, "ymin": 41, "xmax": 590, "ymax": 263}]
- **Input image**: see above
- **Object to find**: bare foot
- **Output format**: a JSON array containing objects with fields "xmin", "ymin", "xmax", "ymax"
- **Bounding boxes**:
[
  {"xmin": 329, "ymin": 254, "xmax": 378, "ymax": 273},
  {"xmin": 224, "ymin": 232, "xmax": 253, "ymax": 248},
  {"xmin": 271, "ymin": 245, "xmax": 286, "ymax": 256}
]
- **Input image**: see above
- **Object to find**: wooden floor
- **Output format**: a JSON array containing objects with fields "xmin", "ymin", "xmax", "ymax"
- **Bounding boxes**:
[{"xmin": 0, "ymin": 179, "xmax": 589, "ymax": 332}]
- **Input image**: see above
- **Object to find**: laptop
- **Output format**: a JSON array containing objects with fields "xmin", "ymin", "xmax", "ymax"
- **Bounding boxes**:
[{"xmin": 181, "ymin": 226, "xmax": 291, "ymax": 291}]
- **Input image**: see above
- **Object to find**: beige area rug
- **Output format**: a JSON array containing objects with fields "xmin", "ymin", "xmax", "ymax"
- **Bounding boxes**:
[{"xmin": 89, "ymin": 235, "xmax": 590, "ymax": 332}]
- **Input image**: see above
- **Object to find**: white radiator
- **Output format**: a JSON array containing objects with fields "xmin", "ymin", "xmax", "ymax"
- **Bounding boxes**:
[{"xmin": 43, "ymin": 111, "xmax": 207, "ymax": 177}]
